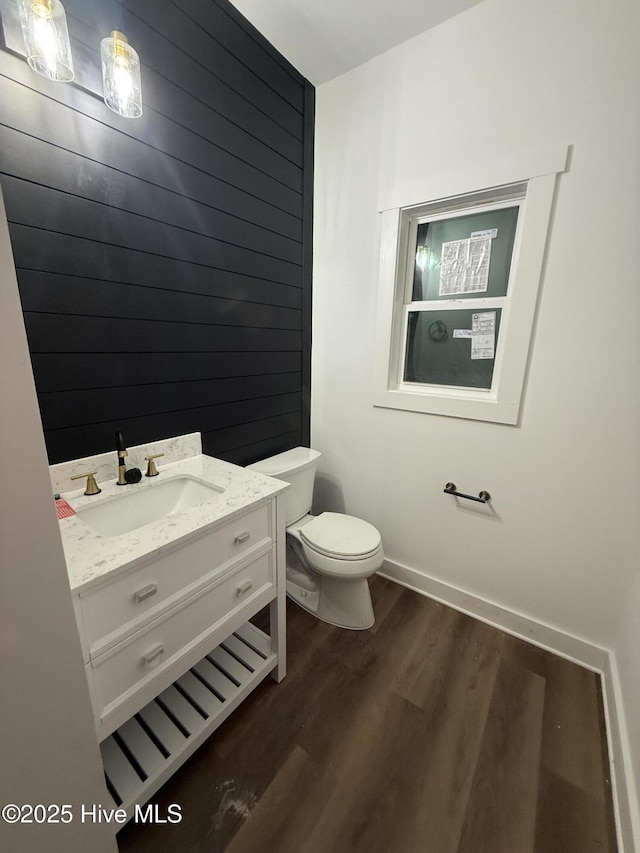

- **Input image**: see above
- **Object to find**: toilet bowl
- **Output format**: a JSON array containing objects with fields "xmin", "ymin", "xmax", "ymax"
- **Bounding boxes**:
[{"xmin": 246, "ymin": 448, "xmax": 383, "ymax": 630}]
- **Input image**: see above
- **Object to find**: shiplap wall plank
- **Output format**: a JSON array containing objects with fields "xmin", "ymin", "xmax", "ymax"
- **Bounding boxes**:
[
  {"xmin": 39, "ymin": 374, "xmax": 302, "ymax": 432},
  {"xmin": 30, "ymin": 352, "xmax": 301, "ymax": 394},
  {"xmin": 9, "ymin": 228, "xmax": 302, "ymax": 309},
  {"xmin": 205, "ymin": 416, "xmax": 302, "ymax": 459},
  {"xmin": 23, "ymin": 315, "xmax": 302, "ymax": 353},
  {"xmin": 18, "ymin": 273, "xmax": 302, "ymax": 330},
  {"xmin": 0, "ymin": 0, "xmax": 312, "ymax": 464}
]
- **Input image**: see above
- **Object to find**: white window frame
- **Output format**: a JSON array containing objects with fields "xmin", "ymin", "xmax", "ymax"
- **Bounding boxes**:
[{"xmin": 373, "ymin": 146, "xmax": 569, "ymax": 425}]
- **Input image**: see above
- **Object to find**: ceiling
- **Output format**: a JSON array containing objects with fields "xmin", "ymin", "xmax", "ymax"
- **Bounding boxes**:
[{"xmin": 229, "ymin": 0, "xmax": 487, "ymax": 85}]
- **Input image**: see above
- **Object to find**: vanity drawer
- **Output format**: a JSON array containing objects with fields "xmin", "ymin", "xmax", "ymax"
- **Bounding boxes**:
[
  {"xmin": 89, "ymin": 550, "xmax": 274, "ymax": 722},
  {"xmin": 79, "ymin": 502, "xmax": 271, "ymax": 654}
]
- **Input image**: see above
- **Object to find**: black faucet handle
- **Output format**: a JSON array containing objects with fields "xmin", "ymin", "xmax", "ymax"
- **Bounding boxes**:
[{"xmin": 125, "ymin": 467, "xmax": 142, "ymax": 484}]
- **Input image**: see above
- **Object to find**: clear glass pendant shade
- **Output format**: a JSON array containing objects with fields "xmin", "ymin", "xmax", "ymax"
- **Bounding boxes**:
[
  {"xmin": 17, "ymin": 0, "xmax": 75, "ymax": 82},
  {"xmin": 101, "ymin": 31, "xmax": 143, "ymax": 119}
]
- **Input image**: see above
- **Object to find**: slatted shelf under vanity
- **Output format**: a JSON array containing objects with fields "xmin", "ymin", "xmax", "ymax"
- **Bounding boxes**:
[{"xmin": 100, "ymin": 622, "xmax": 276, "ymax": 819}]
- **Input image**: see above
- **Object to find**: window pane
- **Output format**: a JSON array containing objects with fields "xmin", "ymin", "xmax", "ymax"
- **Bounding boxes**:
[
  {"xmin": 404, "ymin": 308, "xmax": 502, "ymax": 389},
  {"xmin": 412, "ymin": 207, "xmax": 519, "ymax": 301}
]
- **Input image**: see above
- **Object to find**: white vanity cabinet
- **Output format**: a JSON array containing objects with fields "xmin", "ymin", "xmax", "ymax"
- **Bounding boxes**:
[
  {"xmin": 75, "ymin": 499, "xmax": 277, "ymax": 738},
  {"xmin": 58, "ymin": 450, "xmax": 287, "ymax": 821}
]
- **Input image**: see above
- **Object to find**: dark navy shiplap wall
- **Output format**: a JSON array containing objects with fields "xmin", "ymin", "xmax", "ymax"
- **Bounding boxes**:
[{"xmin": 0, "ymin": 0, "xmax": 313, "ymax": 465}]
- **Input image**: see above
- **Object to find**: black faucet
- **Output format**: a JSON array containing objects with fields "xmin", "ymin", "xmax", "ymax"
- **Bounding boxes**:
[{"xmin": 115, "ymin": 430, "xmax": 141, "ymax": 485}]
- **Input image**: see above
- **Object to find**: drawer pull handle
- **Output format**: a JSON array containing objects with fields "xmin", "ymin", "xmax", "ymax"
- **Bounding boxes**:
[
  {"xmin": 134, "ymin": 583, "xmax": 158, "ymax": 603},
  {"xmin": 142, "ymin": 643, "xmax": 164, "ymax": 665},
  {"xmin": 236, "ymin": 580, "xmax": 253, "ymax": 596},
  {"xmin": 235, "ymin": 531, "xmax": 251, "ymax": 545}
]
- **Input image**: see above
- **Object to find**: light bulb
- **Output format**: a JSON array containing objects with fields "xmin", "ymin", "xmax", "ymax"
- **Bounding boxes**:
[
  {"xmin": 33, "ymin": 14, "xmax": 58, "ymax": 76},
  {"xmin": 112, "ymin": 54, "xmax": 134, "ymax": 111}
]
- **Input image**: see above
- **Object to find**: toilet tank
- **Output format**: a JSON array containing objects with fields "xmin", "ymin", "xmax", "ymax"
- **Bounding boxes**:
[{"xmin": 247, "ymin": 447, "xmax": 321, "ymax": 526}]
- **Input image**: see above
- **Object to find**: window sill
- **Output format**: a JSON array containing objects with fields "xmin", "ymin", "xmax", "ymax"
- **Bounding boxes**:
[{"xmin": 373, "ymin": 386, "xmax": 519, "ymax": 424}]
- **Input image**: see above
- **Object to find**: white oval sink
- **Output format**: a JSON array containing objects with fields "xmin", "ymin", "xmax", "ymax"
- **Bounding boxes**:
[{"xmin": 76, "ymin": 476, "xmax": 224, "ymax": 537}]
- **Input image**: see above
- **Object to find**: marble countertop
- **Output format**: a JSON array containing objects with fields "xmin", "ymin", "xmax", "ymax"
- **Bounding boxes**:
[{"xmin": 58, "ymin": 454, "xmax": 288, "ymax": 594}]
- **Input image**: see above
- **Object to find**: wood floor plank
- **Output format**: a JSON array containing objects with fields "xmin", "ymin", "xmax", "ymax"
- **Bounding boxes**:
[
  {"xmin": 456, "ymin": 658, "xmax": 545, "ymax": 853},
  {"xmin": 502, "ymin": 631, "xmax": 616, "ymax": 849},
  {"xmin": 367, "ymin": 574, "xmax": 405, "ymax": 633},
  {"xmin": 223, "ymin": 745, "xmax": 331, "ymax": 853},
  {"xmin": 535, "ymin": 767, "xmax": 618, "ymax": 853},
  {"xmin": 539, "ymin": 657, "xmax": 609, "ymax": 796},
  {"xmin": 392, "ymin": 596, "xmax": 502, "ymax": 713}
]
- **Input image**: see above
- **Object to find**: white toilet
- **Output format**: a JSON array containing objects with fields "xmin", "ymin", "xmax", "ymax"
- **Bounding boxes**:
[{"xmin": 247, "ymin": 447, "xmax": 383, "ymax": 630}]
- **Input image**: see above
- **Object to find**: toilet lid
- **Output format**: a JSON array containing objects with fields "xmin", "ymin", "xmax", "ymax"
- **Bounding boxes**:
[{"xmin": 299, "ymin": 512, "xmax": 381, "ymax": 559}]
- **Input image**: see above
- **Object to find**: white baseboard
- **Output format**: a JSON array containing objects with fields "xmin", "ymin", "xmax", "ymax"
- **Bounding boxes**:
[
  {"xmin": 602, "ymin": 655, "xmax": 640, "ymax": 853},
  {"xmin": 378, "ymin": 558, "xmax": 607, "ymax": 670},
  {"xmin": 377, "ymin": 558, "xmax": 638, "ymax": 853}
]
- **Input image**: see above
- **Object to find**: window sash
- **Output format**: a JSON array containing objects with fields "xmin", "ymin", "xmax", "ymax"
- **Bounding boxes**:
[{"xmin": 399, "ymin": 300, "xmax": 507, "ymax": 393}]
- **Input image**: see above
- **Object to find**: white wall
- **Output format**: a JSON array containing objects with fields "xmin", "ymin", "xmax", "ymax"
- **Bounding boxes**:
[
  {"xmin": 313, "ymin": 0, "xmax": 640, "ymax": 835},
  {"xmin": 0, "ymin": 185, "xmax": 117, "ymax": 853}
]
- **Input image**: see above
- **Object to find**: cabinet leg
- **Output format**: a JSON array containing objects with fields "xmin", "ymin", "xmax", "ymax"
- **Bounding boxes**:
[
  {"xmin": 270, "ymin": 595, "xmax": 286, "ymax": 681},
  {"xmin": 270, "ymin": 493, "xmax": 287, "ymax": 681}
]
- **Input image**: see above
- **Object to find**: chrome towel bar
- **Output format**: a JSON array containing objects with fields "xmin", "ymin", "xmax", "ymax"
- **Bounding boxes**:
[{"xmin": 444, "ymin": 482, "xmax": 491, "ymax": 504}]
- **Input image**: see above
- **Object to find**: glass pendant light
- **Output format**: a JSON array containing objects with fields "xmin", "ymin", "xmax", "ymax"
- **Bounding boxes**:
[
  {"xmin": 17, "ymin": 0, "xmax": 75, "ymax": 82},
  {"xmin": 101, "ymin": 30, "xmax": 143, "ymax": 119}
]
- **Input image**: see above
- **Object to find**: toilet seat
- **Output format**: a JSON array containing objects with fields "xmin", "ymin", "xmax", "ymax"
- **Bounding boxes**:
[
  {"xmin": 300, "ymin": 512, "xmax": 381, "ymax": 559},
  {"xmin": 295, "ymin": 512, "xmax": 383, "ymax": 579}
]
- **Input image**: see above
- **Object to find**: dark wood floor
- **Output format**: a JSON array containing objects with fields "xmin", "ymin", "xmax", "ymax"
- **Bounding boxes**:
[{"xmin": 118, "ymin": 576, "xmax": 617, "ymax": 853}]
